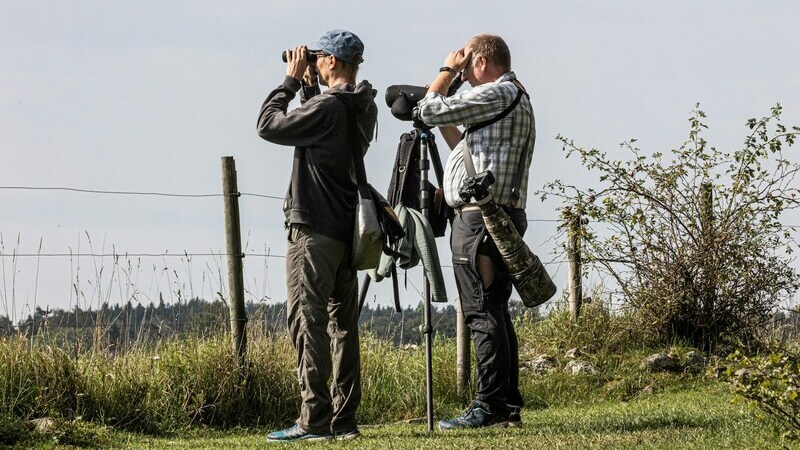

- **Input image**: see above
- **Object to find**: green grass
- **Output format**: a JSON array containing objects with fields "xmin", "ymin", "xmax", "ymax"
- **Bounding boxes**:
[
  {"xmin": 11, "ymin": 384, "xmax": 776, "ymax": 449},
  {"xmin": 1, "ymin": 303, "xmax": 793, "ymax": 448}
]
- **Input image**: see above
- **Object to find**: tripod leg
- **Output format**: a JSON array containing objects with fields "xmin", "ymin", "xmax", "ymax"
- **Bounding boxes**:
[{"xmin": 419, "ymin": 129, "xmax": 435, "ymax": 433}]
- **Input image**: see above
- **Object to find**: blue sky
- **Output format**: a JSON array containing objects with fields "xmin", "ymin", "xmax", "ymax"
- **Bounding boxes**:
[{"xmin": 2, "ymin": 0, "xmax": 799, "ymax": 321}]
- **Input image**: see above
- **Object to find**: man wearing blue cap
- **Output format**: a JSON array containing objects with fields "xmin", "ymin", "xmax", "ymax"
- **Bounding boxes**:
[{"xmin": 257, "ymin": 29, "xmax": 377, "ymax": 442}]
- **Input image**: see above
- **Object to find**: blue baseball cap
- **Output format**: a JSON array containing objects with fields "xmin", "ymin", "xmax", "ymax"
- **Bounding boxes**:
[{"xmin": 309, "ymin": 29, "xmax": 364, "ymax": 63}]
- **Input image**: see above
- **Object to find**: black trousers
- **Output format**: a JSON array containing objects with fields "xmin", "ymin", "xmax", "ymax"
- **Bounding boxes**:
[{"xmin": 451, "ymin": 208, "xmax": 527, "ymax": 416}]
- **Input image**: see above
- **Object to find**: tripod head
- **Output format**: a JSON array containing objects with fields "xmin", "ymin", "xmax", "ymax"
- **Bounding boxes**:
[{"xmin": 412, "ymin": 113, "xmax": 433, "ymax": 133}]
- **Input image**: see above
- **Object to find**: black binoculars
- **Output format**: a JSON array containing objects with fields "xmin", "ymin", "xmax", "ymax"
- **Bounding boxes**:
[{"xmin": 280, "ymin": 50, "xmax": 325, "ymax": 64}]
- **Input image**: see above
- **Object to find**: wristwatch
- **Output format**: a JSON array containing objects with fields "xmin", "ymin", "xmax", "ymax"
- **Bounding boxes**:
[{"xmin": 439, "ymin": 66, "xmax": 456, "ymax": 75}]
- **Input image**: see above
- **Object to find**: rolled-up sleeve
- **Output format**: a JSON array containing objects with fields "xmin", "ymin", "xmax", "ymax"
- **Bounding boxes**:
[{"xmin": 416, "ymin": 86, "xmax": 510, "ymax": 128}]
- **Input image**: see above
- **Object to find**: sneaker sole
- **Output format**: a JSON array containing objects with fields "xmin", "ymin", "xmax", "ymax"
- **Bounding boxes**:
[
  {"xmin": 266, "ymin": 435, "xmax": 333, "ymax": 443},
  {"xmin": 438, "ymin": 421, "xmax": 509, "ymax": 431},
  {"xmin": 508, "ymin": 421, "xmax": 522, "ymax": 428},
  {"xmin": 335, "ymin": 432, "xmax": 361, "ymax": 441}
]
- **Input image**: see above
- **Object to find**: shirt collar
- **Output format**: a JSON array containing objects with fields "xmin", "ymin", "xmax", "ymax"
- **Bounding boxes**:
[{"xmin": 495, "ymin": 71, "xmax": 517, "ymax": 83}]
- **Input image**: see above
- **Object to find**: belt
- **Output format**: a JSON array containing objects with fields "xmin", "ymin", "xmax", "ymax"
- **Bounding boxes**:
[
  {"xmin": 455, "ymin": 204, "xmax": 481, "ymax": 213},
  {"xmin": 455, "ymin": 204, "xmax": 523, "ymax": 214}
]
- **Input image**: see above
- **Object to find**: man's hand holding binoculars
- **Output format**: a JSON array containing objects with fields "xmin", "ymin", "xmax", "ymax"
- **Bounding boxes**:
[{"xmin": 284, "ymin": 45, "xmax": 316, "ymax": 84}]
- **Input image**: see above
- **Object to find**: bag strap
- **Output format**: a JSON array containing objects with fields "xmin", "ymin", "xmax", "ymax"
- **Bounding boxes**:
[
  {"xmin": 336, "ymin": 97, "xmax": 368, "ymax": 186},
  {"xmin": 426, "ymin": 132, "xmax": 445, "ymax": 187},
  {"xmin": 462, "ymin": 142, "xmax": 478, "ymax": 177}
]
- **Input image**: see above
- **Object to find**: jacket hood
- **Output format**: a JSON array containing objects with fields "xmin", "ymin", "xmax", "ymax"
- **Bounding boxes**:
[
  {"xmin": 329, "ymin": 80, "xmax": 376, "ymax": 114},
  {"xmin": 330, "ymin": 80, "xmax": 377, "ymax": 150}
]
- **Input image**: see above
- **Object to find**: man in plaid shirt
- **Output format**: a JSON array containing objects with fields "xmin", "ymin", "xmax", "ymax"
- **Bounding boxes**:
[{"xmin": 417, "ymin": 34, "xmax": 535, "ymax": 430}]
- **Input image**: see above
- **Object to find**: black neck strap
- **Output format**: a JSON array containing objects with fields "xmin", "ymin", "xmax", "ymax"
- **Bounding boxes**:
[
  {"xmin": 462, "ymin": 80, "xmax": 532, "ymax": 205},
  {"xmin": 466, "ymin": 82, "xmax": 527, "ymax": 135}
]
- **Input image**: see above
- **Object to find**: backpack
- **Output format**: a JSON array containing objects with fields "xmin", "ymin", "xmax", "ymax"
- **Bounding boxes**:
[{"xmin": 386, "ymin": 130, "xmax": 451, "ymax": 237}]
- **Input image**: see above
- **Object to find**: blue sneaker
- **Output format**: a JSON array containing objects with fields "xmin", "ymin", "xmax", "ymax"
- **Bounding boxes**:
[
  {"xmin": 266, "ymin": 424, "xmax": 333, "ymax": 442},
  {"xmin": 334, "ymin": 427, "xmax": 361, "ymax": 441},
  {"xmin": 438, "ymin": 402, "xmax": 509, "ymax": 430}
]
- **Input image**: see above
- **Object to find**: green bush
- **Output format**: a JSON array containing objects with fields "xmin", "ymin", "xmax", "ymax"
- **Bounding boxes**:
[
  {"xmin": 721, "ymin": 348, "xmax": 800, "ymax": 443},
  {"xmin": 0, "ymin": 415, "xmax": 26, "ymax": 446},
  {"xmin": 542, "ymin": 105, "xmax": 800, "ymax": 350}
]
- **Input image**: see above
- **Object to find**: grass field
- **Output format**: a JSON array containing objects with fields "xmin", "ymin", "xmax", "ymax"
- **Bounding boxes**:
[
  {"xmin": 2, "ymin": 304, "xmax": 793, "ymax": 449},
  {"xmin": 10, "ymin": 383, "xmax": 780, "ymax": 450}
]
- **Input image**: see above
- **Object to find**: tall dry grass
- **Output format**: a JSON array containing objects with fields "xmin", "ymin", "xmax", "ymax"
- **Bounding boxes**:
[{"xmin": 1, "ymin": 291, "xmax": 733, "ymax": 449}]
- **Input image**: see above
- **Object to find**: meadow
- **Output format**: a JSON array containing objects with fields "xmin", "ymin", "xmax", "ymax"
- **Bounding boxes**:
[{"xmin": 0, "ymin": 304, "xmax": 789, "ymax": 449}]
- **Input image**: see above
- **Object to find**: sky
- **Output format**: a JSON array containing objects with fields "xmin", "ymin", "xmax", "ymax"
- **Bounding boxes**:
[{"xmin": 1, "ymin": 0, "xmax": 799, "ymax": 323}]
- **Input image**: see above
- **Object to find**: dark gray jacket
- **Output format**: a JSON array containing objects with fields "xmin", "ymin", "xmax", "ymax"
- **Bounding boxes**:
[{"xmin": 257, "ymin": 76, "xmax": 378, "ymax": 241}]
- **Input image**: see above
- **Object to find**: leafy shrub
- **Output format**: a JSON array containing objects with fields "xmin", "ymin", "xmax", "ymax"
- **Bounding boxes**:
[
  {"xmin": 49, "ymin": 418, "xmax": 112, "ymax": 448},
  {"xmin": 721, "ymin": 348, "xmax": 800, "ymax": 443},
  {"xmin": 0, "ymin": 415, "xmax": 26, "ymax": 446},
  {"xmin": 542, "ymin": 105, "xmax": 800, "ymax": 350}
]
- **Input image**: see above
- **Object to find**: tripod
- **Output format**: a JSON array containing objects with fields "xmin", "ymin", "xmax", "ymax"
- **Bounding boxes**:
[
  {"xmin": 413, "ymin": 119, "xmax": 436, "ymax": 433},
  {"xmin": 356, "ymin": 119, "xmax": 439, "ymax": 432},
  {"xmin": 363, "ymin": 78, "xmax": 461, "ymax": 433}
]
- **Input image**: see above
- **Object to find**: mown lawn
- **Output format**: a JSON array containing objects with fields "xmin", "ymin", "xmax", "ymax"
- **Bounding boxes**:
[{"xmin": 35, "ymin": 383, "xmax": 779, "ymax": 450}]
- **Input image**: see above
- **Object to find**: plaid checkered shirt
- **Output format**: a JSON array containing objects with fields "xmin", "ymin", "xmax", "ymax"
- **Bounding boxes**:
[{"xmin": 417, "ymin": 72, "xmax": 535, "ymax": 209}]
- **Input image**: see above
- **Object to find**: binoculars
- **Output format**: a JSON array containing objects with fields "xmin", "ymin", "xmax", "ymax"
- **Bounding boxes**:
[{"xmin": 280, "ymin": 50, "xmax": 325, "ymax": 64}]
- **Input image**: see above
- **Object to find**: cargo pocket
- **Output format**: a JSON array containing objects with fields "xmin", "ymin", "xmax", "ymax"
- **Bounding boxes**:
[{"xmin": 452, "ymin": 212, "xmax": 486, "ymax": 313}]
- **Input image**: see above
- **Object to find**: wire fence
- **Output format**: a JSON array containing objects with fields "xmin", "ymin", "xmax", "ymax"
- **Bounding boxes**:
[
  {"xmin": 2, "ymin": 183, "xmax": 797, "ymax": 291},
  {"xmin": 0, "ymin": 184, "xmax": 572, "ymax": 264},
  {"xmin": 2, "ymin": 182, "xmax": 796, "ymax": 267},
  {"xmin": 0, "ymin": 181, "xmax": 572, "ymax": 337},
  {"xmin": 3, "ymin": 181, "xmax": 799, "ymax": 348}
]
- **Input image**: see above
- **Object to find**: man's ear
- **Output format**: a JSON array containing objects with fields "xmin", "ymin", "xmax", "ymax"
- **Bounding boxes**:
[{"xmin": 477, "ymin": 55, "xmax": 488, "ymax": 72}]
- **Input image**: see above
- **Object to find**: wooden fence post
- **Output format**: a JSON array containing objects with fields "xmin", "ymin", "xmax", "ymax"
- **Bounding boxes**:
[
  {"xmin": 221, "ymin": 156, "xmax": 247, "ymax": 368},
  {"xmin": 456, "ymin": 298, "xmax": 470, "ymax": 396},
  {"xmin": 567, "ymin": 210, "xmax": 583, "ymax": 320},
  {"xmin": 701, "ymin": 182, "xmax": 713, "ymax": 232},
  {"xmin": 700, "ymin": 182, "xmax": 715, "ymax": 327}
]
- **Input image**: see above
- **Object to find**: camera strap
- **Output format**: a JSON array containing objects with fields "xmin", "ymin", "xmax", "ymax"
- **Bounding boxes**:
[
  {"xmin": 465, "ymin": 84, "xmax": 526, "ymax": 135},
  {"xmin": 461, "ymin": 80, "xmax": 532, "ymax": 205}
]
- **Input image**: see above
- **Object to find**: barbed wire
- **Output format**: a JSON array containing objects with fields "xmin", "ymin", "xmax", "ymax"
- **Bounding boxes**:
[
  {"xmin": 240, "ymin": 192, "xmax": 284, "ymax": 200},
  {"xmin": 0, "ymin": 252, "xmax": 286, "ymax": 259},
  {"xmin": 6, "ymin": 185, "xmax": 796, "ymax": 227},
  {"xmin": 1, "ymin": 253, "xmax": 571, "ymax": 269},
  {"xmin": 0, "ymin": 185, "xmax": 283, "ymax": 201},
  {"xmin": 0, "ymin": 186, "xmax": 226, "ymax": 198}
]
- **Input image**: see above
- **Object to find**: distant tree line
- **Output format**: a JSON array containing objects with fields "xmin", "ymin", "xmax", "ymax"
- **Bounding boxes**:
[{"xmin": 0, "ymin": 297, "xmax": 537, "ymax": 348}]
